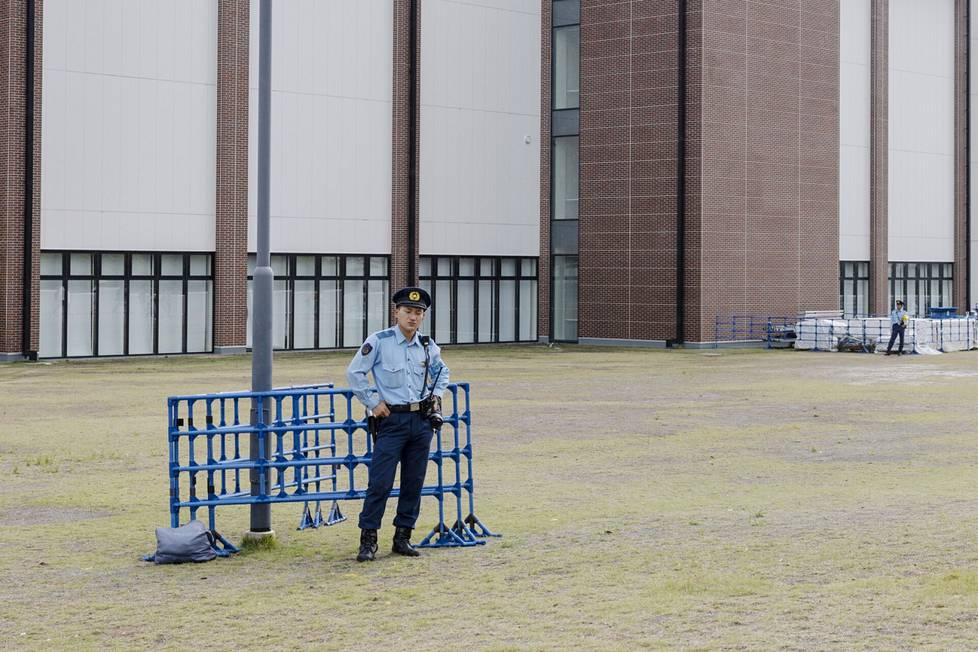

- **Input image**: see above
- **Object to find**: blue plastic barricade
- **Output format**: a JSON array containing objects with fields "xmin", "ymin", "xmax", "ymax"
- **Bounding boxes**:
[{"xmin": 166, "ymin": 382, "xmax": 498, "ymax": 554}]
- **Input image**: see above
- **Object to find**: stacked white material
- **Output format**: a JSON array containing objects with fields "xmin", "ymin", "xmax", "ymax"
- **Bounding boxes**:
[
  {"xmin": 928, "ymin": 317, "xmax": 978, "ymax": 352},
  {"xmin": 794, "ymin": 319, "xmax": 848, "ymax": 351},
  {"xmin": 845, "ymin": 317, "xmax": 889, "ymax": 350}
]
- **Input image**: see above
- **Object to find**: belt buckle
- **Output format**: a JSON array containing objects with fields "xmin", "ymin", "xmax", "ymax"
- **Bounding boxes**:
[{"xmin": 410, "ymin": 402, "xmax": 419, "ymax": 412}]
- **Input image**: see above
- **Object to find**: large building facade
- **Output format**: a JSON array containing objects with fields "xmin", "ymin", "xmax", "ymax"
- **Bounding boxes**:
[{"xmin": 0, "ymin": 1, "xmax": 972, "ymax": 360}]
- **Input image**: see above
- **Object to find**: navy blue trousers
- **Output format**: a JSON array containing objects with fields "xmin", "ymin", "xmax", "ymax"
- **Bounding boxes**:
[
  {"xmin": 886, "ymin": 323, "xmax": 905, "ymax": 353},
  {"xmin": 358, "ymin": 411, "xmax": 434, "ymax": 531}
]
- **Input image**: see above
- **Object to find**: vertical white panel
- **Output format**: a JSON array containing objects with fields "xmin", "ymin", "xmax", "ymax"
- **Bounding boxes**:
[
  {"xmin": 839, "ymin": 0, "xmax": 871, "ymax": 261},
  {"xmin": 971, "ymin": 3, "xmax": 978, "ymax": 307},
  {"xmin": 41, "ymin": 1, "xmax": 218, "ymax": 251},
  {"xmin": 248, "ymin": 0, "xmax": 393, "ymax": 254},
  {"xmin": 419, "ymin": 0, "xmax": 541, "ymax": 256},
  {"xmin": 888, "ymin": 0, "xmax": 955, "ymax": 262}
]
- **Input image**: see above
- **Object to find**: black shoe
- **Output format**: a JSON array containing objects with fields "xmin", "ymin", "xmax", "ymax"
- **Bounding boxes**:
[
  {"xmin": 392, "ymin": 526, "xmax": 420, "ymax": 557},
  {"xmin": 357, "ymin": 529, "xmax": 378, "ymax": 562}
]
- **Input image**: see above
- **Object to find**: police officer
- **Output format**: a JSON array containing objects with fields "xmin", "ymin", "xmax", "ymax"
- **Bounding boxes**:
[
  {"xmin": 346, "ymin": 287, "xmax": 449, "ymax": 562},
  {"xmin": 885, "ymin": 299, "xmax": 909, "ymax": 355}
]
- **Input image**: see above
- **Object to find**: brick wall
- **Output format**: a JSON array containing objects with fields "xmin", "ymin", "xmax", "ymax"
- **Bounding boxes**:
[
  {"xmin": 538, "ymin": 0, "xmax": 552, "ymax": 340},
  {"xmin": 869, "ymin": 0, "xmax": 887, "ymax": 314},
  {"xmin": 0, "ymin": 0, "xmax": 41, "ymax": 357},
  {"xmin": 953, "ymin": 0, "xmax": 968, "ymax": 310},
  {"xmin": 391, "ymin": 0, "xmax": 418, "ymax": 292},
  {"xmin": 579, "ymin": 0, "xmax": 681, "ymax": 342},
  {"xmin": 214, "ymin": 0, "xmax": 249, "ymax": 350},
  {"xmin": 692, "ymin": 0, "xmax": 839, "ymax": 342}
]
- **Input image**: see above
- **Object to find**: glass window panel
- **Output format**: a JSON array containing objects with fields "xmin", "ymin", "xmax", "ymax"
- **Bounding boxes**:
[
  {"xmin": 321, "ymin": 256, "xmax": 338, "ymax": 276},
  {"xmin": 520, "ymin": 280, "xmax": 537, "ymax": 341},
  {"xmin": 346, "ymin": 257, "xmax": 364, "ymax": 277},
  {"xmin": 457, "ymin": 280, "xmax": 475, "ymax": 343},
  {"xmin": 132, "ymin": 253, "xmax": 154, "ymax": 276},
  {"xmin": 270, "ymin": 255, "xmax": 287, "ymax": 277},
  {"xmin": 943, "ymin": 280, "xmax": 952, "ymax": 307},
  {"xmin": 129, "ymin": 280, "xmax": 154, "ymax": 354},
  {"xmin": 906, "ymin": 263, "xmax": 916, "ymax": 277},
  {"xmin": 931, "ymin": 279, "xmax": 941, "ymax": 307},
  {"xmin": 158, "ymin": 280, "xmax": 184, "ymax": 353},
  {"xmin": 294, "ymin": 256, "xmax": 315, "ymax": 277},
  {"xmin": 931, "ymin": 263, "xmax": 940, "ymax": 277},
  {"xmin": 101, "ymin": 254, "xmax": 125, "ymax": 276},
  {"xmin": 367, "ymin": 280, "xmax": 388, "ymax": 336},
  {"xmin": 293, "ymin": 280, "xmax": 316, "ymax": 349},
  {"xmin": 273, "ymin": 279, "xmax": 288, "ymax": 349},
  {"xmin": 480, "ymin": 258, "xmax": 494, "ymax": 276},
  {"xmin": 501, "ymin": 259, "xmax": 517, "ymax": 277},
  {"xmin": 66, "ymin": 280, "xmax": 94, "ymax": 356},
  {"xmin": 419, "ymin": 257, "xmax": 432, "ymax": 277},
  {"xmin": 944, "ymin": 263, "xmax": 953, "ymax": 277},
  {"xmin": 369, "ymin": 257, "xmax": 387, "ymax": 277},
  {"xmin": 499, "ymin": 281, "xmax": 516, "ymax": 340},
  {"xmin": 247, "ymin": 255, "xmax": 257, "ymax": 276},
  {"xmin": 97, "ymin": 280, "xmax": 125, "ymax": 355},
  {"xmin": 70, "ymin": 253, "xmax": 93, "ymax": 276},
  {"xmin": 554, "ymin": 256, "xmax": 578, "ymax": 341},
  {"xmin": 857, "ymin": 280, "xmax": 868, "ymax": 317},
  {"xmin": 187, "ymin": 280, "xmax": 213, "ymax": 353},
  {"xmin": 343, "ymin": 280, "xmax": 365, "ymax": 347},
  {"xmin": 161, "ymin": 254, "xmax": 183, "ymax": 276},
  {"xmin": 437, "ymin": 258, "xmax": 452, "ymax": 277},
  {"xmin": 478, "ymin": 280, "xmax": 495, "ymax": 342},
  {"xmin": 459, "ymin": 258, "xmax": 475, "ymax": 277},
  {"xmin": 553, "ymin": 136, "xmax": 579, "ymax": 220},
  {"xmin": 522, "ymin": 258, "xmax": 537, "ymax": 277},
  {"xmin": 554, "ymin": 26, "xmax": 580, "ymax": 109},
  {"xmin": 190, "ymin": 255, "xmax": 211, "ymax": 276},
  {"xmin": 39, "ymin": 280, "xmax": 64, "ymax": 357},
  {"xmin": 40, "ymin": 252, "xmax": 62, "ymax": 276},
  {"xmin": 435, "ymin": 280, "xmax": 452, "ymax": 343},
  {"xmin": 319, "ymin": 280, "xmax": 339, "ymax": 348}
]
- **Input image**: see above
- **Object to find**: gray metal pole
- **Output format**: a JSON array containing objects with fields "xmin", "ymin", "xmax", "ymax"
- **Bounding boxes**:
[{"xmin": 249, "ymin": 0, "xmax": 273, "ymax": 534}]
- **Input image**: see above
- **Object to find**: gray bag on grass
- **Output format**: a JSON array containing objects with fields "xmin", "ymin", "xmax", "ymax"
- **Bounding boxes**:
[{"xmin": 147, "ymin": 520, "xmax": 217, "ymax": 564}]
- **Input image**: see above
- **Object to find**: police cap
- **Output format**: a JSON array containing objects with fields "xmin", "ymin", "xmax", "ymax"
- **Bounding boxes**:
[{"xmin": 392, "ymin": 286, "xmax": 431, "ymax": 310}]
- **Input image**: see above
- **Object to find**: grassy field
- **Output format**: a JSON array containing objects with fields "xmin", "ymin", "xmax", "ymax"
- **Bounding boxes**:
[{"xmin": 3, "ymin": 345, "xmax": 978, "ymax": 650}]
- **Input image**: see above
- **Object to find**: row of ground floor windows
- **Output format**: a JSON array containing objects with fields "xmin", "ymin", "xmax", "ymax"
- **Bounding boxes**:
[
  {"xmin": 840, "ymin": 261, "xmax": 955, "ymax": 317},
  {"xmin": 39, "ymin": 251, "xmax": 541, "ymax": 359}
]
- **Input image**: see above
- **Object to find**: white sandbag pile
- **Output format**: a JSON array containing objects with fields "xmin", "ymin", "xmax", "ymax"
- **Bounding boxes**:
[{"xmin": 793, "ymin": 316, "xmax": 978, "ymax": 354}]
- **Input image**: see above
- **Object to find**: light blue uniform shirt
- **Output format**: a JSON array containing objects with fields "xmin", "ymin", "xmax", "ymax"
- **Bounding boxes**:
[
  {"xmin": 890, "ymin": 309, "xmax": 907, "ymax": 326},
  {"xmin": 346, "ymin": 326, "xmax": 450, "ymax": 411}
]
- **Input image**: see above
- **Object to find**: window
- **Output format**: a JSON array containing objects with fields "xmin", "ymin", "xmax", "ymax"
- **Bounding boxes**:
[
  {"xmin": 889, "ymin": 262, "xmax": 953, "ymax": 317},
  {"xmin": 553, "ymin": 25, "xmax": 580, "ymax": 110},
  {"xmin": 247, "ymin": 254, "xmax": 389, "ymax": 350},
  {"xmin": 419, "ymin": 256, "xmax": 538, "ymax": 344},
  {"xmin": 39, "ymin": 251, "xmax": 213, "ymax": 358},
  {"xmin": 553, "ymin": 136, "xmax": 579, "ymax": 220},
  {"xmin": 553, "ymin": 255, "xmax": 578, "ymax": 341},
  {"xmin": 840, "ymin": 262, "xmax": 869, "ymax": 317}
]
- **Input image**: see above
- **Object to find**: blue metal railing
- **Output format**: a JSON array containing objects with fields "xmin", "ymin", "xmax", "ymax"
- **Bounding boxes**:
[{"xmin": 166, "ymin": 382, "xmax": 498, "ymax": 552}]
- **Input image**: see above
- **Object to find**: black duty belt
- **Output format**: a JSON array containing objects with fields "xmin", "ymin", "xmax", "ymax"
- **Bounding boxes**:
[{"xmin": 388, "ymin": 401, "xmax": 425, "ymax": 413}]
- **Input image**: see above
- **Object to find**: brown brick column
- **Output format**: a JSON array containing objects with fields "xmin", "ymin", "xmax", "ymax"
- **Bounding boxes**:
[
  {"xmin": 0, "ymin": 0, "xmax": 42, "ymax": 360},
  {"xmin": 953, "ymin": 0, "xmax": 969, "ymax": 311},
  {"xmin": 391, "ymin": 0, "xmax": 419, "ymax": 291},
  {"xmin": 538, "ymin": 0, "xmax": 552, "ymax": 340},
  {"xmin": 684, "ymin": 0, "xmax": 703, "ymax": 342},
  {"xmin": 213, "ymin": 0, "xmax": 249, "ymax": 353},
  {"xmin": 869, "ymin": 0, "xmax": 889, "ymax": 315}
]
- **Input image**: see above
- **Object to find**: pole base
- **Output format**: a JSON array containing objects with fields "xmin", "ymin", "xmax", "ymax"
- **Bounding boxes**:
[{"xmin": 243, "ymin": 530, "xmax": 276, "ymax": 543}]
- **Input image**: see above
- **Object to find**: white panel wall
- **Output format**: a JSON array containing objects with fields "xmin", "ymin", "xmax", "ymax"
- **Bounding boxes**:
[
  {"xmin": 971, "ymin": 6, "xmax": 978, "ymax": 307},
  {"xmin": 839, "ymin": 0, "xmax": 871, "ymax": 261},
  {"xmin": 248, "ymin": 0, "xmax": 393, "ymax": 254},
  {"xmin": 41, "ymin": 0, "xmax": 218, "ymax": 251},
  {"xmin": 888, "ymin": 0, "xmax": 955, "ymax": 262},
  {"xmin": 420, "ymin": 0, "xmax": 541, "ymax": 256}
]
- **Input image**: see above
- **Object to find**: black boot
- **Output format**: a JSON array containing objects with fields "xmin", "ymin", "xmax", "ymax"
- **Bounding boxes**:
[
  {"xmin": 391, "ymin": 526, "xmax": 420, "ymax": 557},
  {"xmin": 357, "ymin": 528, "xmax": 378, "ymax": 562}
]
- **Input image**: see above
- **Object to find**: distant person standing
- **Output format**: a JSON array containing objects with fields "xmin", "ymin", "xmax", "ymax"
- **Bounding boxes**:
[{"xmin": 885, "ymin": 300, "xmax": 909, "ymax": 356}]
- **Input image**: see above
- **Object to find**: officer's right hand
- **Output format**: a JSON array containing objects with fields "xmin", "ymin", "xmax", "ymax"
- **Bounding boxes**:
[{"xmin": 371, "ymin": 401, "xmax": 390, "ymax": 418}]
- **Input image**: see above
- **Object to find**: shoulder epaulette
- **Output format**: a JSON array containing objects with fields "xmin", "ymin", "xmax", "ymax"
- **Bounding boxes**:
[{"xmin": 376, "ymin": 330, "xmax": 395, "ymax": 339}]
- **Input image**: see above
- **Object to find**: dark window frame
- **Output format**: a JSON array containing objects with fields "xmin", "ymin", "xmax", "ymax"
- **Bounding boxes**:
[
  {"xmin": 888, "ymin": 261, "xmax": 954, "ymax": 316},
  {"xmin": 839, "ymin": 261, "xmax": 870, "ymax": 317},
  {"xmin": 419, "ymin": 255, "xmax": 539, "ymax": 345},
  {"xmin": 39, "ymin": 250, "xmax": 213, "ymax": 359}
]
